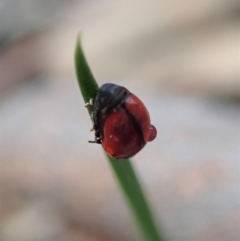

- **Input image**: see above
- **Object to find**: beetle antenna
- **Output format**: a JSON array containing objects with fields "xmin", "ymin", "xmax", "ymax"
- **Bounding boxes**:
[{"xmin": 88, "ymin": 140, "xmax": 96, "ymax": 143}]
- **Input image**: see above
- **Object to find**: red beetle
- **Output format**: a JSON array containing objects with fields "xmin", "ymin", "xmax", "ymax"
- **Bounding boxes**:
[{"xmin": 89, "ymin": 83, "xmax": 157, "ymax": 159}]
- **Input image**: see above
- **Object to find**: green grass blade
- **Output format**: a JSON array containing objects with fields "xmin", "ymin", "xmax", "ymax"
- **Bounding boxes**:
[
  {"xmin": 74, "ymin": 36, "xmax": 166, "ymax": 241},
  {"xmin": 107, "ymin": 155, "xmax": 165, "ymax": 241},
  {"xmin": 74, "ymin": 36, "xmax": 99, "ymax": 111}
]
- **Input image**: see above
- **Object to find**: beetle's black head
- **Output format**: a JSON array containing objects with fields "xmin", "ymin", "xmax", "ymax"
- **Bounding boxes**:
[{"xmin": 94, "ymin": 83, "xmax": 129, "ymax": 111}]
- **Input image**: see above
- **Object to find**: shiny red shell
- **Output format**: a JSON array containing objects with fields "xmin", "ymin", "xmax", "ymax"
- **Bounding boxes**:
[{"xmin": 92, "ymin": 83, "xmax": 157, "ymax": 159}]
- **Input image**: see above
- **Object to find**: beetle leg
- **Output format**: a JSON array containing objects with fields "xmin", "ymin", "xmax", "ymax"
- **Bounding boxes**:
[
  {"xmin": 88, "ymin": 138, "xmax": 101, "ymax": 144},
  {"xmin": 85, "ymin": 102, "xmax": 94, "ymax": 110},
  {"xmin": 85, "ymin": 98, "xmax": 94, "ymax": 109},
  {"xmin": 88, "ymin": 140, "xmax": 96, "ymax": 143}
]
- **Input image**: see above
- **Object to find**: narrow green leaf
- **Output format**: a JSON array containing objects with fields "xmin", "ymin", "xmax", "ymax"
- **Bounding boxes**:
[
  {"xmin": 74, "ymin": 36, "xmax": 166, "ymax": 241},
  {"xmin": 75, "ymin": 36, "xmax": 99, "ymax": 114},
  {"xmin": 107, "ymin": 155, "xmax": 165, "ymax": 241}
]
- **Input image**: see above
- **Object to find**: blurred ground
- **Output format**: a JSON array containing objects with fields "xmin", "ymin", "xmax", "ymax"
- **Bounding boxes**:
[{"xmin": 0, "ymin": 0, "xmax": 240, "ymax": 241}]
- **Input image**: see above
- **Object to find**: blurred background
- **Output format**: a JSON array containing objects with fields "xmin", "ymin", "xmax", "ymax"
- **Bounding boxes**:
[{"xmin": 0, "ymin": 0, "xmax": 240, "ymax": 240}]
